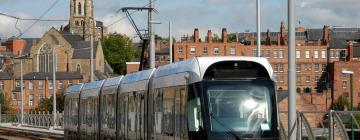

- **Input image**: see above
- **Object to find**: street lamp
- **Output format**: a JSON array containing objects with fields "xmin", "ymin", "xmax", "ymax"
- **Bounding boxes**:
[
  {"xmin": 14, "ymin": 53, "xmax": 29, "ymax": 126},
  {"xmin": 342, "ymin": 70, "xmax": 354, "ymax": 140},
  {"xmin": 150, "ymin": 20, "xmax": 173, "ymax": 64}
]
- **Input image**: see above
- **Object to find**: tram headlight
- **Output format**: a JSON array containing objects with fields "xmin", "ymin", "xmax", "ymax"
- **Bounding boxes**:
[{"xmin": 243, "ymin": 99, "xmax": 258, "ymax": 110}]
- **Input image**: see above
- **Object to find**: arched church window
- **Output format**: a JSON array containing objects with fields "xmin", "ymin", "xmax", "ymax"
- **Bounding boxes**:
[
  {"xmin": 73, "ymin": 0, "xmax": 76, "ymax": 13},
  {"xmin": 81, "ymin": 20, "xmax": 84, "ymax": 27},
  {"xmin": 38, "ymin": 44, "xmax": 54, "ymax": 72},
  {"xmin": 76, "ymin": 64, "xmax": 81, "ymax": 72},
  {"xmin": 75, "ymin": 21, "xmax": 79, "ymax": 26},
  {"xmin": 78, "ymin": 2, "xmax": 82, "ymax": 15}
]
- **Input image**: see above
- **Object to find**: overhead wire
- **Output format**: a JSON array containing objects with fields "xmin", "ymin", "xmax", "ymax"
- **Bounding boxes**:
[
  {"xmin": 17, "ymin": 0, "xmax": 61, "ymax": 38},
  {"xmin": 105, "ymin": 0, "xmax": 158, "ymax": 28}
]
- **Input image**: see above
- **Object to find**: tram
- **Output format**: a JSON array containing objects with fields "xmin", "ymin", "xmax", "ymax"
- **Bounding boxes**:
[{"xmin": 64, "ymin": 56, "xmax": 279, "ymax": 140}]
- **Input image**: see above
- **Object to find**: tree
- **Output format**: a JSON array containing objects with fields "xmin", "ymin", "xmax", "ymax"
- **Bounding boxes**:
[
  {"xmin": 37, "ymin": 93, "xmax": 65, "ymax": 113},
  {"xmin": 0, "ymin": 90, "xmax": 11, "ymax": 113},
  {"xmin": 102, "ymin": 33, "xmax": 140, "ymax": 74},
  {"xmin": 331, "ymin": 96, "xmax": 350, "ymax": 110},
  {"xmin": 228, "ymin": 33, "xmax": 238, "ymax": 42}
]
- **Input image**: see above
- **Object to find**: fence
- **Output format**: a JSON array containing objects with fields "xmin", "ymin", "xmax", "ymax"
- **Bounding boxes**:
[
  {"xmin": 0, "ymin": 112, "xmax": 63, "ymax": 129},
  {"xmin": 279, "ymin": 110, "xmax": 360, "ymax": 140}
]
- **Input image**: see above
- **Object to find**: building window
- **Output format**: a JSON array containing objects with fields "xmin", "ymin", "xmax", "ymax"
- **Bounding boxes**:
[
  {"xmin": 279, "ymin": 63, "xmax": 284, "ymax": 72},
  {"xmin": 296, "ymin": 64, "xmax": 301, "ymax": 72},
  {"xmin": 39, "ymin": 91, "xmax": 44, "ymax": 103},
  {"xmin": 39, "ymin": 81, "xmax": 43, "ymax": 89},
  {"xmin": 58, "ymin": 81, "xmax": 63, "ymax": 89},
  {"xmin": 336, "ymin": 50, "xmax": 340, "ymax": 58},
  {"xmin": 322, "ymin": 75, "xmax": 327, "ymax": 82},
  {"xmin": 265, "ymin": 50, "xmax": 270, "ymax": 58},
  {"xmin": 203, "ymin": 47, "xmax": 208, "ymax": 54},
  {"xmin": 322, "ymin": 49, "xmax": 326, "ymax": 58},
  {"xmin": 29, "ymin": 94, "xmax": 34, "ymax": 106},
  {"xmin": 178, "ymin": 47, "xmax": 183, "ymax": 54},
  {"xmin": 322, "ymin": 64, "xmax": 326, "ymax": 72},
  {"xmin": 49, "ymin": 81, "xmax": 54, "ymax": 89},
  {"xmin": 330, "ymin": 50, "xmax": 334, "ymax": 58},
  {"xmin": 230, "ymin": 47, "xmax": 236, "ymax": 55},
  {"xmin": 273, "ymin": 50, "xmax": 278, "ymax": 58},
  {"xmin": 279, "ymin": 75, "xmax": 284, "ymax": 82},
  {"xmin": 306, "ymin": 76, "xmax": 310, "ymax": 83},
  {"xmin": 12, "ymin": 93, "xmax": 17, "ymax": 100},
  {"xmin": 78, "ymin": 2, "xmax": 82, "ymax": 15},
  {"xmin": 314, "ymin": 50, "xmax": 319, "ymax": 59},
  {"xmin": 214, "ymin": 47, "xmax": 220, "ymax": 55},
  {"xmin": 314, "ymin": 64, "xmax": 319, "ymax": 72},
  {"xmin": 297, "ymin": 75, "xmax": 301, "ymax": 83},
  {"xmin": 76, "ymin": 64, "xmax": 81, "ymax": 72},
  {"xmin": 38, "ymin": 44, "xmax": 54, "ymax": 72},
  {"xmin": 305, "ymin": 50, "xmax": 310, "ymax": 58},
  {"xmin": 16, "ymin": 81, "xmax": 20, "ymax": 87},
  {"xmin": 342, "ymin": 80, "xmax": 347, "ymax": 88},
  {"xmin": 296, "ymin": 50, "xmax": 301, "ymax": 58},
  {"xmin": 0, "ymin": 81, "xmax": 3, "ymax": 89},
  {"xmin": 29, "ymin": 81, "xmax": 34, "ymax": 90},
  {"xmin": 253, "ymin": 49, "xmax": 257, "ymax": 57},
  {"xmin": 279, "ymin": 50, "xmax": 284, "ymax": 58},
  {"xmin": 190, "ymin": 47, "xmax": 196, "ymax": 54},
  {"xmin": 343, "ymin": 92, "xmax": 349, "ymax": 97},
  {"xmin": 273, "ymin": 64, "xmax": 278, "ymax": 72},
  {"xmin": 305, "ymin": 64, "xmax": 311, "ymax": 71},
  {"xmin": 315, "ymin": 76, "xmax": 319, "ymax": 82}
]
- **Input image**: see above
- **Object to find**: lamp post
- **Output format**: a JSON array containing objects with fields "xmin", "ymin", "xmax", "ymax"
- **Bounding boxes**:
[
  {"xmin": 342, "ymin": 70, "xmax": 354, "ymax": 140},
  {"xmin": 256, "ymin": 0, "xmax": 261, "ymax": 57},
  {"xmin": 14, "ymin": 54, "xmax": 29, "ymax": 126},
  {"xmin": 52, "ymin": 48, "xmax": 57, "ymax": 129},
  {"xmin": 149, "ymin": 20, "xmax": 173, "ymax": 64}
]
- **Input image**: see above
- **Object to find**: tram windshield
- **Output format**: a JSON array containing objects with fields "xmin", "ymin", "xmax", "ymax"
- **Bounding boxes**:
[{"xmin": 204, "ymin": 80, "xmax": 274, "ymax": 133}]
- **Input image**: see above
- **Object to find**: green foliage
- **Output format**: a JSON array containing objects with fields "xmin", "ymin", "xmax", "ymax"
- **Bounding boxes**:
[
  {"xmin": 227, "ymin": 33, "xmax": 238, "ymax": 42},
  {"xmin": 102, "ymin": 33, "xmax": 140, "ymax": 74},
  {"xmin": 0, "ymin": 90, "xmax": 11, "ymax": 113},
  {"xmin": 37, "ymin": 93, "xmax": 65, "ymax": 113},
  {"xmin": 331, "ymin": 96, "xmax": 350, "ymax": 110},
  {"xmin": 212, "ymin": 34, "xmax": 222, "ymax": 42}
]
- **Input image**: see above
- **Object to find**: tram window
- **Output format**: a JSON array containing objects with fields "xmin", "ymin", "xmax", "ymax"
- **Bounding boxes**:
[
  {"xmin": 128, "ymin": 93, "xmax": 136, "ymax": 139},
  {"xmin": 163, "ymin": 87, "xmax": 175, "ymax": 137},
  {"xmin": 118, "ymin": 95, "xmax": 128, "ymax": 139},
  {"xmin": 153, "ymin": 89, "xmax": 163, "ymax": 135},
  {"xmin": 187, "ymin": 96, "xmax": 202, "ymax": 132}
]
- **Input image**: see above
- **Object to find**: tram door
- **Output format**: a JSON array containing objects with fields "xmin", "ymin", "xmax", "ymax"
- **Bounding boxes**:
[{"xmin": 175, "ymin": 88, "xmax": 188, "ymax": 140}]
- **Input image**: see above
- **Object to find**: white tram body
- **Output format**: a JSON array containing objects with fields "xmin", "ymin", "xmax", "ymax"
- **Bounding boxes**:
[{"xmin": 64, "ymin": 57, "xmax": 279, "ymax": 140}]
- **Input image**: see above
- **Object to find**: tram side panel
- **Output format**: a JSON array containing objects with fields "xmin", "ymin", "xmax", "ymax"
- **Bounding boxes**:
[
  {"xmin": 150, "ymin": 72, "xmax": 192, "ymax": 140},
  {"xmin": 99, "ymin": 86, "xmax": 118, "ymax": 140},
  {"xmin": 64, "ymin": 93, "xmax": 80, "ymax": 140},
  {"xmin": 117, "ymin": 81, "xmax": 149, "ymax": 140}
]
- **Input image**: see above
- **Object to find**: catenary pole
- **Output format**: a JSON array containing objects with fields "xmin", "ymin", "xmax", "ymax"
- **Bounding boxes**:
[
  {"xmin": 149, "ymin": 0, "xmax": 155, "ymax": 68},
  {"xmin": 20, "ymin": 59, "xmax": 24, "ymax": 126},
  {"xmin": 52, "ymin": 48, "xmax": 57, "ymax": 129},
  {"xmin": 90, "ymin": 35, "xmax": 94, "ymax": 82},
  {"xmin": 288, "ymin": 0, "xmax": 297, "ymax": 139},
  {"xmin": 169, "ymin": 21, "xmax": 173, "ymax": 63},
  {"xmin": 256, "ymin": 0, "xmax": 261, "ymax": 57}
]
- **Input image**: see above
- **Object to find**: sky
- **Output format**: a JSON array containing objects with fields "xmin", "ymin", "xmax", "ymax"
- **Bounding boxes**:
[{"xmin": 0, "ymin": 0, "xmax": 359, "ymax": 41}]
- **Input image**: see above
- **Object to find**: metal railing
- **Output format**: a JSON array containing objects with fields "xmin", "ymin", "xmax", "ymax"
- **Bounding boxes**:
[
  {"xmin": 280, "ymin": 110, "xmax": 360, "ymax": 140},
  {"xmin": 0, "ymin": 112, "xmax": 63, "ymax": 129}
]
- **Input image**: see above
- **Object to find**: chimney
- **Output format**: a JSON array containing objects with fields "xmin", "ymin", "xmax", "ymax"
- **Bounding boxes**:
[
  {"xmin": 206, "ymin": 30, "xmax": 212, "ymax": 43},
  {"xmin": 322, "ymin": 25, "xmax": 330, "ymax": 45},
  {"xmin": 194, "ymin": 28, "xmax": 200, "ymax": 43},
  {"xmin": 250, "ymin": 33, "xmax": 255, "ymax": 46},
  {"xmin": 221, "ymin": 28, "xmax": 228, "ymax": 43},
  {"xmin": 347, "ymin": 41, "xmax": 353, "ymax": 61},
  {"xmin": 280, "ymin": 21, "xmax": 286, "ymax": 45},
  {"xmin": 266, "ymin": 29, "xmax": 271, "ymax": 45}
]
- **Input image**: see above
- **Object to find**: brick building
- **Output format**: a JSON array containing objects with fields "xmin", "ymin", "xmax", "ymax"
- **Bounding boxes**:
[
  {"xmin": 173, "ymin": 22, "xmax": 360, "ymax": 110},
  {"xmin": 10, "ymin": 72, "xmax": 82, "ymax": 112}
]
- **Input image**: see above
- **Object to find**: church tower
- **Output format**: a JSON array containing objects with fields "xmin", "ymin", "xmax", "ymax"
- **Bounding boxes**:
[{"xmin": 69, "ymin": 0, "xmax": 95, "ymax": 41}]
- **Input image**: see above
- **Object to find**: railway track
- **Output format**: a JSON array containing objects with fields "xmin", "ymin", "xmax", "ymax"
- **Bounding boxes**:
[{"xmin": 0, "ymin": 128, "xmax": 62, "ymax": 140}]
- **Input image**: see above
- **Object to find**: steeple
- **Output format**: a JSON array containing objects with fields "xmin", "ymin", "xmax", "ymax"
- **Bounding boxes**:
[{"xmin": 69, "ymin": 0, "xmax": 95, "ymax": 41}]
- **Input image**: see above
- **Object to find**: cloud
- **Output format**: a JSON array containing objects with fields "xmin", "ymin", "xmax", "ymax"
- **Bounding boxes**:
[{"xmin": 97, "ymin": 14, "xmax": 135, "ymax": 36}]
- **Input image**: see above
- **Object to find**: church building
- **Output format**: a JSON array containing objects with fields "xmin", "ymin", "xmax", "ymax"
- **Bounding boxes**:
[{"xmin": 8, "ymin": 0, "xmax": 112, "ymax": 111}]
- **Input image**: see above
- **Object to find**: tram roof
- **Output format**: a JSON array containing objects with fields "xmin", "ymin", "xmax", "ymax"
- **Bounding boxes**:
[
  {"xmin": 121, "ymin": 68, "xmax": 155, "ymax": 84},
  {"xmin": 154, "ymin": 56, "xmax": 274, "ymax": 80},
  {"xmin": 103, "ymin": 76, "xmax": 123, "ymax": 87},
  {"xmin": 82, "ymin": 80, "xmax": 105, "ymax": 90},
  {"xmin": 65, "ymin": 83, "xmax": 83, "ymax": 95}
]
